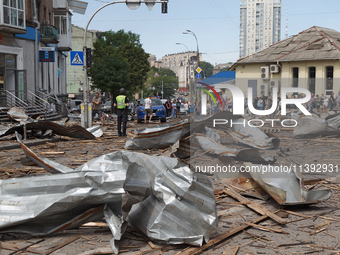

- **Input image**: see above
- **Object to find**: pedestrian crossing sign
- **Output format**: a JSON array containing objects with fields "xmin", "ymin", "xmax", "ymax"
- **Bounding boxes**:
[{"xmin": 70, "ymin": 51, "xmax": 84, "ymax": 66}]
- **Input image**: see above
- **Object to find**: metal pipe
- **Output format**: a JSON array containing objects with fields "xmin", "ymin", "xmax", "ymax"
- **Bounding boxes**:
[{"xmin": 32, "ymin": 0, "xmax": 40, "ymax": 94}]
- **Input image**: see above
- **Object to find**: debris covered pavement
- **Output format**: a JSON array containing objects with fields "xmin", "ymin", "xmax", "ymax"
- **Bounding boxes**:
[{"xmin": 0, "ymin": 112, "xmax": 340, "ymax": 255}]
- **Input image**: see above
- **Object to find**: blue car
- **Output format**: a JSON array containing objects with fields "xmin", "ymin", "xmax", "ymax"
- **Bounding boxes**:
[{"xmin": 137, "ymin": 98, "xmax": 167, "ymax": 123}]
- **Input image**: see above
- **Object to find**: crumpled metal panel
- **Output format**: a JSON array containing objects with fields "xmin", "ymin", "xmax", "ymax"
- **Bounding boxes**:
[
  {"xmin": 194, "ymin": 135, "xmax": 276, "ymax": 163},
  {"xmin": 7, "ymin": 107, "xmax": 33, "ymax": 123},
  {"xmin": 17, "ymin": 132, "xmax": 73, "ymax": 173},
  {"xmin": 0, "ymin": 121, "xmax": 100, "ymax": 139},
  {"xmin": 0, "ymin": 134, "xmax": 218, "ymax": 253},
  {"xmin": 244, "ymin": 162, "xmax": 331, "ymax": 205},
  {"xmin": 226, "ymin": 118, "xmax": 280, "ymax": 150},
  {"xmin": 86, "ymin": 125, "xmax": 103, "ymax": 138},
  {"xmin": 125, "ymin": 121, "xmax": 190, "ymax": 150},
  {"xmin": 293, "ymin": 116, "xmax": 340, "ymax": 138}
]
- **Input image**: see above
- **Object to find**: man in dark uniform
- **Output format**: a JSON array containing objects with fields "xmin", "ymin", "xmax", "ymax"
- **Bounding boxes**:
[{"xmin": 114, "ymin": 88, "xmax": 130, "ymax": 136}]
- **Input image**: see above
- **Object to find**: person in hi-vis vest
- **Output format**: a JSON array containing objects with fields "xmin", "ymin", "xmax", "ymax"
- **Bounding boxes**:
[{"xmin": 114, "ymin": 88, "xmax": 130, "ymax": 136}]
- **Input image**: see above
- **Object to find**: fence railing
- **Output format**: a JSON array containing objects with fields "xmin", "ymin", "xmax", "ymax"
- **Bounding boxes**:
[
  {"xmin": 4, "ymin": 90, "xmax": 28, "ymax": 109},
  {"xmin": 36, "ymin": 91, "xmax": 63, "ymax": 115}
]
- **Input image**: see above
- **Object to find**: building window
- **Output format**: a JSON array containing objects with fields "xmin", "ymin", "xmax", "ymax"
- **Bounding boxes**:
[
  {"xmin": 292, "ymin": 67, "xmax": 299, "ymax": 87},
  {"xmin": 308, "ymin": 67, "xmax": 316, "ymax": 93},
  {"xmin": 3, "ymin": 0, "xmax": 25, "ymax": 27},
  {"xmin": 325, "ymin": 66, "xmax": 333, "ymax": 91},
  {"xmin": 54, "ymin": 15, "xmax": 67, "ymax": 34}
]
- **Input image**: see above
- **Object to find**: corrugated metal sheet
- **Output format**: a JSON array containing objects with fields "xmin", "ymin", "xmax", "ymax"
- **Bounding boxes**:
[
  {"xmin": 244, "ymin": 162, "xmax": 331, "ymax": 205},
  {"xmin": 0, "ymin": 122, "xmax": 99, "ymax": 139},
  {"xmin": 0, "ymin": 134, "xmax": 218, "ymax": 253}
]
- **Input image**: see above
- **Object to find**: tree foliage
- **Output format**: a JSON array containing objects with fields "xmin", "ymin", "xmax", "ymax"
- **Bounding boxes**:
[
  {"xmin": 143, "ymin": 67, "xmax": 178, "ymax": 99},
  {"xmin": 88, "ymin": 30, "xmax": 150, "ymax": 100},
  {"xmin": 199, "ymin": 61, "xmax": 214, "ymax": 78}
]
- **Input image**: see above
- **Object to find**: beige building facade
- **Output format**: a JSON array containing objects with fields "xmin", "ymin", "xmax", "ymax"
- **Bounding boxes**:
[
  {"xmin": 231, "ymin": 26, "xmax": 340, "ymax": 98},
  {"xmin": 148, "ymin": 52, "xmax": 202, "ymax": 92}
]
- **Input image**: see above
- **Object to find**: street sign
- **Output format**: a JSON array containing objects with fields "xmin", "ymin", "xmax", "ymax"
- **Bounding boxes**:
[
  {"xmin": 70, "ymin": 51, "xmax": 84, "ymax": 66},
  {"xmin": 39, "ymin": 47, "xmax": 55, "ymax": 62},
  {"xmin": 196, "ymin": 67, "xmax": 202, "ymax": 73},
  {"xmin": 196, "ymin": 73, "xmax": 201, "ymax": 79},
  {"xmin": 197, "ymin": 78, "xmax": 202, "ymax": 83}
]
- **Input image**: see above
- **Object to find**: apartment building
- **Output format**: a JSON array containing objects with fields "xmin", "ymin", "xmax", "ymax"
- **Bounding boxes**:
[
  {"xmin": 151, "ymin": 52, "xmax": 202, "ymax": 92},
  {"xmin": 239, "ymin": 0, "xmax": 281, "ymax": 58},
  {"xmin": 0, "ymin": 0, "xmax": 87, "ymax": 106}
]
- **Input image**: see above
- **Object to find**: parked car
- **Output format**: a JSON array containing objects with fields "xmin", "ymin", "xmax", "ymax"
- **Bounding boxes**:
[
  {"xmin": 102, "ymin": 101, "xmax": 112, "ymax": 113},
  {"xmin": 136, "ymin": 98, "xmax": 166, "ymax": 123},
  {"xmin": 70, "ymin": 100, "xmax": 82, "ymax": 113},
  {"xmin": 179, "ymin": 92, "xmax": 183, "ymax": 95}
]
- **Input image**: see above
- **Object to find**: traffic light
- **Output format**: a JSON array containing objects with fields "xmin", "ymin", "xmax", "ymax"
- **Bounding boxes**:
[
  {"xmin": 86, "ymin": 48, "xmax": 92, "ymax": 67},
  {"xmin": 161, "ymin": 1, "xmax": 168, "ymax": 13}
]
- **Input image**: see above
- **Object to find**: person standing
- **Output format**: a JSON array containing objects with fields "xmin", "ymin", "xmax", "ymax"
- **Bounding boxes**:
[
  {"xmin": 329, "ymin": 92, "xmax": 335, "ymax": 111},
  {"xmin": 176, "ymin": 99, "xmax": 181, "ymax": 118},
  {"xmin": 221, "ymin": 88, "xmax": 228, "ymax": 112},
  {"xmin": 91, "ymin": 92, "xmax": 104, "ymax": 125},
  {"xmin": 172, "ymin": 98, "xmax": 177, "ymax": 118},
  {"xmin": 323, "ymin": 95, "xmax": 329, "ymax": 114},
  {"xmin": 183, "ymin": 101, "xmax": 189, "ymax": 116},
  {"xmin": 165, "ymin": 98, "xmax": 172, "ymax": 117},
  {"xmin": 114, "ymin": 88, "xmax": 130, "ymax": 136},
  {"xmin": 335, "ymin": 91, "xmax": 340, "ymax": 111},
  {"xmin": 144, "ymin": 95, "xmax": 153, "ymax": 123}
]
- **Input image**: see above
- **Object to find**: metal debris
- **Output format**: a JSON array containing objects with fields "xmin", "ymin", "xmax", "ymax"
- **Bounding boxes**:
[
  {"xmin": 0, "ymin": 121, "xmax": 101, "ymax": 139},
  {"xmin": 0, "ymin": 133, "xmax": 218, "ymax": 254},
  {"xmin": 226, "ymin": 118, "xmax": 280, "ymax": 150},
  {"xmin": 293, "ymin": 115, "xmax": 340, "ymax": 138},
  {"xmin": 244, "ymin": 162, "xmax": 331, "ymax": 205},
  {"xmin": 125, "ymin": 120, "xmax": 190, "ymax": 150}
]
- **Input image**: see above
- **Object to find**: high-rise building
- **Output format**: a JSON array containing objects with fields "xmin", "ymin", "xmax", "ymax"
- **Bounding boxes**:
[{"xmin": 239, "ymin": 0, "xmax": 281, "ymax": 58}]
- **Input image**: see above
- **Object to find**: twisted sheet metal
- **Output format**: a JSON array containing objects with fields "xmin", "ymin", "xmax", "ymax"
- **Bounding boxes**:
[
  {"xmin": 244, "ymin": 162, "xmax": 331, "ymax": 205},
  {"xmin": 293, "ymin": 115, "xmax": 340, "ymax": 138},
  {"xmin": 0, "ymin": 122, "xmax": 100, "ymax": 139},
  {"xmin": 193, "ymin": 135, "xmax": 275, "ymax": 163},
  {"xmin": 226, "ymin": 118, "xmax": 280, "ymax": 150},
  {"xmin": 0, "ymin": 134, "xmax": 218, "ymax": 254},
  {"xmin": 125, "ymin": 120, "xmax": 191, "ymax": 150}
]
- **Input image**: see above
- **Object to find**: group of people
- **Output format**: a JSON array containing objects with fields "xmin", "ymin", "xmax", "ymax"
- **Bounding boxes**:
[
  {"xmin": 164, "ymin": 98, "xmax": 190, "ymax": 118},
  {"xmin": 307, "ymin": 91, "xmax": 340, "ymax": 114}
]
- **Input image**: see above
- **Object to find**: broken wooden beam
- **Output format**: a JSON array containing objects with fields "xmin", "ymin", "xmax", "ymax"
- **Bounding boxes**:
[{"xmin": 224, "ymin": 188, "xmax": 287, "ymax": 224}]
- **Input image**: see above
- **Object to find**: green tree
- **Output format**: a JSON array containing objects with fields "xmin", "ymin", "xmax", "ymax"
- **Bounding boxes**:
[
  {"xmin": 199, "ymin": 61, "xmax": 214, "ymax": 78},
  {"xmin": 88, "ymin": 30, "xmax": 150, "ymax": 100},
  {"xmin": 143, "ymin": 68, "xmax": 178, "ymax": 99}
]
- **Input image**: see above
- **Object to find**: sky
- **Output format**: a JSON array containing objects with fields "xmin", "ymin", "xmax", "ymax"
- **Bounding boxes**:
[{"xmin": 72, "ymin": 0, "xmax": 340, "ymax": 66}]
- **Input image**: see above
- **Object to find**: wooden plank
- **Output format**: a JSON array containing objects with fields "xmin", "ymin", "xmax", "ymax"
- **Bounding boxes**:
[
  {"xmin": 224, "ymin": 188, "xmax": 287, "ymax": 224},
  {"xmin": 245, "ymin": 222, "xmax": 288, "ymax": 234},
  {"xmin": 43, "ymin": 236, "xmax": 80, "ymax": 255},
  {"xmin": 0, "ymin": 241, "xmax": 43, "ymax": 254},
  {"xmin": 223, "ymin": 245, "xmax": 239, "ymax": 255},
  {"xmin": 175, "ymin": 212, "xmax": 279, "ymax": 255}
]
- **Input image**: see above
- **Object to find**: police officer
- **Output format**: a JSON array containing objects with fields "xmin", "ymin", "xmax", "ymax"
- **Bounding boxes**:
[{"xmin": 114, "ymin": 88, "xmax": 130, "ymax": 136}]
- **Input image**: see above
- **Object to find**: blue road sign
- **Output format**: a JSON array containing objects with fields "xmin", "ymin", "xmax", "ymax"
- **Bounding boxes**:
[
  {"xmin": 196, "ymin": 73, "xmax": 202, "ymax": 79},
  {"xmin": 70, "ymin": 51, "xmax": 84, "ymax": 66}
]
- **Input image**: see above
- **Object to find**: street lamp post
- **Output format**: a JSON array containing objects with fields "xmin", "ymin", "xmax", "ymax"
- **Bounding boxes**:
[
  {"xmin": 161, "ymin": 75, "xmax": 167, "ymax": 99},
  {"xmin": 183, "ymin": 30, "xmax": 200, "ymax": 103},
  {"xmin": 183, "ymin": 30, "xmax": 199, "ymax": 66},
  {"xmin": 176, "ymin": 42, "xmax": 192, "ymax": 103},
  {"xmin": 81, "ymin": 0, "xmax": 168, "ymax": 128}
]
